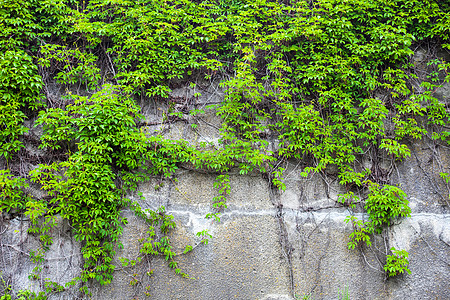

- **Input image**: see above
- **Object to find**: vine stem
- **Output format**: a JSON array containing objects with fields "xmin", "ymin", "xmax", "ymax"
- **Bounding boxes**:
[
  {"xmin": 3, "ymin": 244, "xmax": 80, "ymax": 260},
  {"xmin": 412, "ymin": 149, "xmax": 450, "ymax": 207},
  {"xmin": 410, "ymin": 226, "xmax": 450, "ymax": 266}
]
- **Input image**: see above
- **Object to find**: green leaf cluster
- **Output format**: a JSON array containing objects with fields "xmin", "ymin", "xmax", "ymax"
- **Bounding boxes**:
[
  {"xmin": 0, "ymin": 169, "xmax": 30, "ymax": 213},
  {"xmin": 30, "ymin": 85, "xmax": 157, "ymax": 286},
  {"xmin": 384, "ymin": 247, "xmax": 411, "ymax": 277},
  {"xmin": 365, "ymin": 181, "xmax": 411, "ymax": 232},
  {"xmin": 0, "ymin": 50, "xmax": 44, "ymax": 159}
]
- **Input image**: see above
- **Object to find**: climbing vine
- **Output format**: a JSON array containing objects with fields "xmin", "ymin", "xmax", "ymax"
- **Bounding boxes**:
[{"xmin": 1, "ymin": 0, "xmax": 450, "ymax": 298}]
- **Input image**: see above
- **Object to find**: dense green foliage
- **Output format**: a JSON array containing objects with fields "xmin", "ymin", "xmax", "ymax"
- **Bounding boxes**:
[
  {"xmin": 1, "ymin": 0, "xmax": 450, "ymax": 297},
  {"xmin": 0, "ymin": 50, "xmax": 43, "ymax": 160},
  {"xmin": 384, "ymin": 247, "xmax": 411, "ymax": 277},
  {"xmin": 0, "ymin": 169, "xmax": 31, "ymax": 213}
]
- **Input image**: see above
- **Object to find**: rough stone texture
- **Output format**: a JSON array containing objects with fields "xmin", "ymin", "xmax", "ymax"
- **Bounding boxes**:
[
  {"xmin": 395, "ymin": 139, "xmax": 450, "ymax": 214},
  {"xmin": 287, "ymin": 211, "xmax": 387, "ymax": 299},
  {"xmin": 92, "ymin": 212, "xmax": 291, "ymax": 300},
  {"xmin": 1, "ymin": 77, "xmax": 450, "ymax": 300},
  {"xmin": 0, "ymin": 216, "xmax": 82, "ymax": 299}
]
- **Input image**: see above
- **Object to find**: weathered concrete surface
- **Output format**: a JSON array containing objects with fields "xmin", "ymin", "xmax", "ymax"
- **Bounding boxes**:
[
  {"xmin": 92, "ymin": 211, "xmax": 291, "ymax": 300},
  {"xmin": 0, "ymin": 216, "xmax": 82, "ymax": 299},
  {"xmin": 3, "ymin": 157, "xmax": 448, "ymax": 300},
  {"xmin": 387, "ymin": 215, "xmax": 449, "ymax": 299},
  {"xmin": 283, "ymin": 210, "xmax": 450, "ymax": 299}
]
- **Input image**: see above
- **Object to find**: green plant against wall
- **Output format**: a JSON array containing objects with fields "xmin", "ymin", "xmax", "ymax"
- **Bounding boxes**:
[
  {"xmin": 30, "ymin": 84, "xmax": 191, "ymax": 289},
  {"xmin": 0, "ymin": 50, "xmax": 44, "ymax": 161},
  {"xmin": 1, "ymin": 0, "xmax": 450, "ymax": 297},
  {"xmin": 0, "ymin": 169, "xmax": 31, "ymax": 214},
  {"xmin": 384, "ymin": 247, "xmax": 411, "ymax": 277},
  {"xmin": 342, "ymin": 182, "xmax": 412, "ymax": 277},
  {"xmin": 204, "ymin": 0, "xmax": 448, "ymax": 281},
  {"xmin": 364, "ymin": 181, "xmax": 411, "ymax": 232},
  {"xmin": 21, "ymin": 0, "xmax": 449, "ymax": 191},
  {"xmin": 28, "ymin": 84, "xmax": 225, "ymax": 294},
  {"xmin": 0, "ymin": 0, "xmax": 70, "ymax": 165},
  {"xmin": 1, "ymin": 272, "xmax": 64, "ymax": 300},
  {"xmin": 38, "ymin": 44, "xmax": 101, "ymax": 91}
]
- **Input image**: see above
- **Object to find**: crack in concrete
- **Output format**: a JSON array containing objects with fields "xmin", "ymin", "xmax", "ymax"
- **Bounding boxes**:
[{"xmin": 166, "ymin": 208, "xmax": 450, "ymax": 220}]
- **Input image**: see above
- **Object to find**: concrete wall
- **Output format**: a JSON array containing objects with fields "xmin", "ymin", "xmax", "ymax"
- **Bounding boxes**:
[{"xmin": 1, "ymin": 62, "xmax": 449, "ymax": 299}]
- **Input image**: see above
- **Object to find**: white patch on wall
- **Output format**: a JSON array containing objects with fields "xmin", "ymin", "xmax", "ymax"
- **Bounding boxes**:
[{"xmin": 280, "ymin": 189, "xmax": 299, "ymax": 209}]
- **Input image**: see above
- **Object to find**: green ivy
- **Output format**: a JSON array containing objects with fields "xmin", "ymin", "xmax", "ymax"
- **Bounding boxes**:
[
  {"xmin": 384, "ymin": 247, "xmax": 411, "ymax": 277},
  {"xmin": 365, "ymin": 181, "xmax": 411, "ymax": 232},
  {"xmin": 31, "ymin": 85, "xmax": 157, "ymax": 286},
  {"xmin": 0, "ymin": 169, "xmax": 30, "ymax": 213},
  {"xmin": 2, "ymin": 0, "xmax": 450, "ymax": 296},
  {"xmin": 0, "ymin": 50, "xmax": 44, "ymax": 160}
]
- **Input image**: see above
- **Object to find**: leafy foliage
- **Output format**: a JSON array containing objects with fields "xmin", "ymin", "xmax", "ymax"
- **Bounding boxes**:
[
  {"xmin": 344, "ymin": 215, "xmax": 374, "ymax": 250},
  {"xmin": 1, "ymin": 0, "xmax": 450, "ymax": 296},
  {"xmin": 0, "ymin": 50, "xmax": 44, "ymax": 160},
  {"xmin": 31, "ymin": 85, "xmax": 160, "ymax": 286},
  {"xmin": 0, "ymin": 169, "xmax": 30, "ymax": 213},
  {"xmin": 365, "ymin": 181, "xmax": 411, "ymax": 232},
  {"xmin": 384, "ymin": 247, "xmax": 411, "ymax": 277}
]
